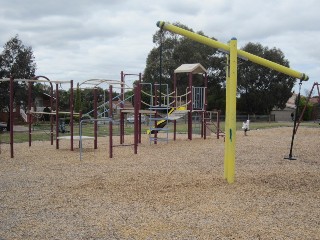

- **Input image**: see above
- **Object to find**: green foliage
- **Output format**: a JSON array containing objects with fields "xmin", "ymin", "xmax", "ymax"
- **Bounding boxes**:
[
  {"xmin": 237, "ymin": 42, "xmax": 295, "ymax": 114},
  {"xmin": 298, "ymin": 96, "xmax": 313, "ymax": 121},
  {"xmin": 0, "ymin": 35, "xmax": 36, "ymax": 113}
]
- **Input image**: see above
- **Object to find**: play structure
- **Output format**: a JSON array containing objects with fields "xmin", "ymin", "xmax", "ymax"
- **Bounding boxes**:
[
  {"xmin": 1, "ymin": 67, "xmax": 223, "ymax": 160},
  {"xmin": 0, "ymin": 74, "xmax": 137, "ymax": 159},
  {"xmin": 1, "ymin": 76, "xmax": 76, "ymax": 158},
  {"xmin": 295, "ymin": 82, "xmax": 320, "ymax": 133},
  {"xmin": 142, "ymin": 63, "xmax": 217, "ymax": 143},
  {"xmin": 156, "ymin": 21, "xmax": 309, "ymax": 183}
]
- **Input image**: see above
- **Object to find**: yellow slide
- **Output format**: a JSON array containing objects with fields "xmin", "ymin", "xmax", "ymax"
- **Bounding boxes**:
[{"xmin": 147, "ymin": 106, "xmax": 187, "ymax": 134}]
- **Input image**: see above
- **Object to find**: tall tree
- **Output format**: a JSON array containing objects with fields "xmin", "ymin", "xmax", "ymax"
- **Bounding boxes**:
[
  {"xmin": 0, "ymin": 35, "xmax": 36, "ymax": 129},
  {"xmin": 237, "ymin": 42, "xmax": 295, "ymax": 114}
]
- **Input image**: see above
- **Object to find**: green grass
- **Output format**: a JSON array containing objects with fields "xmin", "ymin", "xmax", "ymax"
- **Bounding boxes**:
[{"xmin": 0, "ymin": 121, "xmax": 318, "ymax": 144}]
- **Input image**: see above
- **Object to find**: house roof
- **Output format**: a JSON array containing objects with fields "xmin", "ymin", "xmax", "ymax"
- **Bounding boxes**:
[
  {"xmin": 285, "ymin": 93, "xmax": 297, "ymax": 109},
  {"xmin": 174, "ymin": 63, "xmax": 207, "ymax": 74}
]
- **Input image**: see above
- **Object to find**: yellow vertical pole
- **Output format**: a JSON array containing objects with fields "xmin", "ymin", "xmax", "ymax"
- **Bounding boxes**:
[
  {"xmin": 226, "ymin": 38, "xmax": 238, "ymax": 183},
  {"xmin": 224, "ymin": 54, "xmax": 230, "ymax": 179}
]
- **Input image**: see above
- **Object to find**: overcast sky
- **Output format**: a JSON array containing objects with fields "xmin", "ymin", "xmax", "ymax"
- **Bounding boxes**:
[{"xmin": 0, "ymin": 0, "xmax": 319, "ymax": 94}]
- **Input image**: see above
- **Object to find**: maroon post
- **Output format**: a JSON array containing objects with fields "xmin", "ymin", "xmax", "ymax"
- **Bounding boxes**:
[
  {"xmin": 154, "ymin": 83, "xmax": 158, "ymax": 144},
  {"xmin": 109, "ymin": 85, "xmax": 113, "ymax": 158},
  {"xmin": 120, "ymin": 71, "xmax": 124, "ymax": 144},
  {"xmin": 134, "ymin": 86, "xmax": 139, "ymax": 154},
  {"xmin": 121, "ymin": 71, "xmax": 124, "ymax": 106},
  {"xmin": 138, "ymin": 73, "xmax": 142, "ymax": 143},
  {"xmin": 55, "ymin": 83, "xmax": 59, "ymax": 149},
  {"xmin": 203, "ymin": 112, "xmax": 206, "ymax": 139},
  {"xmin": 28, "ymin": 81, "xmax": 32, "ymax": 147},
  {"xmin": 173, "ymin": 73, "xmax": 177, "ymax": 141},
  {"xmin": 70, "ymin": 80, "xmax": 74, "ymax": 151},
  {"xmin": 9, "ymin": 76, "xmax": 14, "ymax": 158},
  {"xmin": 120, "ymin": 111, "xmax": 124, "ymax": 144},
  {"xmin": 217, "ymin": 111, "xmax": 221, "ymax": 139},
  {"xmin": 94, "ymin": 87, "xmax": 98, "ymax": 149},
  {"xmin": 50, "ymin": 82, "xmax": 54, "ymax": 145},
  {"xmin": 203, "ymin": 73, "xmax": 208, "ymax": 139},
  {"xmin": 188, "ymin": 72, "xmax": 193, "ymax": 140}
]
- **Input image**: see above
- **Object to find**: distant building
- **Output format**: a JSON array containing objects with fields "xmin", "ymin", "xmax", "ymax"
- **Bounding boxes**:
[{"xmin": 271, "ymin": 93, "xmax": 297, "ymax": 121}]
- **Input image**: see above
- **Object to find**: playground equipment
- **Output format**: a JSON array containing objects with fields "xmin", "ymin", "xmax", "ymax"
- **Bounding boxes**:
[
  {"xmin": 148, "ymin": 106, "xmax": 188, "ymax": 135},
  {"xmin": 143, "ymin": 63, "xmax": 208, "ymax": 142},
  {"xmin": 157, "ymin": 21, "xmax": 309, "ymax": 183},
  {"xmin": 140, "ymin": 63, "xmax": 208, "ymax": 144},
  {"xmin": 295, "ymin": 82, "xmax": 320, "ymax": 133},
  {"xmin": 1, "ymin": 76, "xmax": 77, "ymax": 158},
  {"xmin": 173, "ymin": 63, "xmax": 208, "ymax": 141},
  {"xmin": 1, "ymin": 71, "xmax": 143, "ymax": 159},
  {"xmin": 203, "ymin": 111, "xmax": 224, "ymax": 139},
  {"xmin": 79, "ymin": 84, "xmax": 139, "ymax": 160},
  {"xmin": 77, "ymin": 75, "xmax": 141, "ymax": 158}
]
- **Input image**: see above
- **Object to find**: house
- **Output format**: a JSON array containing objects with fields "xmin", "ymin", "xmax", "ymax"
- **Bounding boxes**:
[
  {"xmin": 271, "ymin": 93, "xmax": 320, "ymax": 122},
  {"xmin": 271, "ymin": 93, "xmax": 296, "ymax": 121},
  {"xmin": 0, "ymin": 92, "xmax": 54, "ymax": 123},
  {"xmin": 33, "ymin": 93, "xmax": 53, "ymax": 112}
]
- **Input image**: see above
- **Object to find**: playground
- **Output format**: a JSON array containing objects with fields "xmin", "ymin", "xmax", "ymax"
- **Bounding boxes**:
[
  {"xmin": 0, "ymin": 126, "xmax": 319, "ymax": 239},
  {"xmin": 1, "ymin": 21, "xmax": 319, "ymax": 239}
]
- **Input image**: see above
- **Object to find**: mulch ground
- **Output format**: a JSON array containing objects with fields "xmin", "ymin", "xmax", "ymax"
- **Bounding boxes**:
[{"xmin": 0, "ymin": 127, "xmax": 319, "ymax": 239}]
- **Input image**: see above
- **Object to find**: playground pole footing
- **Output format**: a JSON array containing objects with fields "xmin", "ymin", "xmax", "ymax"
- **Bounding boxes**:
[{"xmin": 284, "ymin": 155, "xmax": 297, "ymax": 160}]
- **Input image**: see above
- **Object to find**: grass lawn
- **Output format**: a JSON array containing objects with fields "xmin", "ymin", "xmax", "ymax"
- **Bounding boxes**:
[{"xmin": 0, "ymin": 120, "xmax": 318, "ymax": 144}]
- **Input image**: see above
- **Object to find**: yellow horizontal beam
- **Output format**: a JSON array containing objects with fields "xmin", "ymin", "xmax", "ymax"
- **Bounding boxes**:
[{"xmin": 157, "ymin": 21, "xmax": 309, "ymax": 81}]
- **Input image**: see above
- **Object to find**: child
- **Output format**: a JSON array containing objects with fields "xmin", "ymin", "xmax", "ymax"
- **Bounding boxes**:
[{"xmin": 242, "ymin": 119, "xmax": 250, "ymax": 136}]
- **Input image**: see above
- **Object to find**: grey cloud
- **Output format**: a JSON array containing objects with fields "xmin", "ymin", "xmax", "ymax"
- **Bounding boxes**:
[{"xmin": 0, "ymin": 0, "xmax": 318, "ymax": 92}]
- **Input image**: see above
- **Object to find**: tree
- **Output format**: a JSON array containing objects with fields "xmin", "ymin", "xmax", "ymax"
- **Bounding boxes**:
[
  {"xmin": 237, "ymin": 42, "xmax": 295, "ymax": 114},
  {"xmin": 298, "ymin": 96, "xmax": 313, "ymax": 121},
  {"xmin": 0, "ymin": 35, "xmax": 36, "ymax": 129},
  {"xmin": 74, "ymin": 83, "xmax": 82, "ymax": 113},
  {"xmin": 143, "ymin": 23, "xmax": 225, "ymax": 111}
]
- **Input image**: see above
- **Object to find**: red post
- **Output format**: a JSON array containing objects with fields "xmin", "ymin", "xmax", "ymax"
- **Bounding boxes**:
[
  {"xmin": 79, "ymin": 110, "xmax": 82, "ymax": 147},
  {"xmin": 120, "ymin": 71, "xmax": 124, "ymax": 108},
  {"xmin": 55, "ymin": 83, "xmax": 59, "ymax": 149},
  {"xmin": 94, "ymin": 87, "xmax": 98, "ymax": 149},
  {"xmin": 109, "ymin": 85, "xmax": 113, "ymax": 158},
  {"xmin": 50, "ymin": 83, "xmax": 54, "ymax": 145},
  {"xmin": 120, "ymin": 71, "xmax": 124, "ymax": 144},
  {"xmin": 70, "ymin": 80, "xmax": 74, "ymax": 151},
  {"xmin": 173, "ymin": 73, "xmax": 177, "ymax": 141},
  {"xmin": 188, "ymin": 72, "xmax": 193, "ymax": 140},
  {"xmin": 28, "ymin": 81, "xmax": 32, "ymax": 147},
  {"xmin": 120, "ymin": 111, "xmax": 124, "ymax": 144},
  {"xmin": 138, "ymin": 73, "xmax": 142, "ymax": 143},
  {"xmin": 154, "ymin": 83, "xmax": 158, "ymax": 144},
  {"xmin": 202, "ymin": 111, "xmax": 205, "ymax": 139},
  {"xmin": 203, "ymin": 73, "xmax": 208, "ymax": 139},
  {"xmin": 134, "ymin": 86, "xmax": 139, "ymax": 154},
  {"xmin": 9, "ymin": 76, "xmax": 14, "ymax": 158},
  {"xmin": 217, "ymin": 111, "xmax": 220, "ymax": 139}
]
